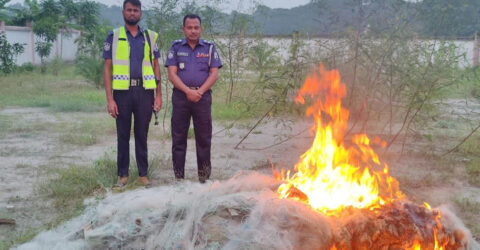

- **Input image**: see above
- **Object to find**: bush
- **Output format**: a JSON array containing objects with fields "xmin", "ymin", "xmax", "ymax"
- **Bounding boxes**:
[
  {"xmin": 18, "ymin": 62, "xmax": 35, "ymax": 72},
  {"xmin": 75, "ymin": 55, "xmax": 104, "ymax": 89},
  {"xmin": 50, "ymin": 57, "xmax": 63, "ymax": 76}
]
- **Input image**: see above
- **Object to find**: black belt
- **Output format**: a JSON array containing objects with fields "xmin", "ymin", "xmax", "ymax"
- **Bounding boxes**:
[
  {"xmin": 188, "ymin": 86, "xmax": 200, "ymax": 90},
  {"xmin": 130, "ymin": 79, "xmax": 143, "ymax": 87}
]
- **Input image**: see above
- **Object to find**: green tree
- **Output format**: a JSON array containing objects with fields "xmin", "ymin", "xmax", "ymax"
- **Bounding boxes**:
[
  {"xmin": 147, "ymin": 0, "xmax": 183, "ymax": 52},
  {"xmin": 74, "ymin": 1, "xmax": 108, "ymax": 88},
  {"xmin": 74, "ymin": 1, "xmax": 103, "ymax": 56},
  {"xmin": 0, "ymin": 32, "xmax": 25, "ymax": 74},
  {"xmin": 10, "ymin": 0, "xmax": 40, "ymax": 26},
  {"xmin": 74, "ymin": 22, "xmax": 109, "ymax": 89},
  {"xmin": 30, "ymin": 0, "xmax": 61, "ymax": 73},
  {"xmin": 419, "ymin": 0, "xmax": 480, "ymax": 38},
  {"xmin": 0, "ymin": 0, "xmax": 11, "ymax": 22}
]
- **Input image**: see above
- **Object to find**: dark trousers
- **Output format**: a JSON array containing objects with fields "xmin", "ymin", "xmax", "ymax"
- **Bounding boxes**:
[
  {"xmin": 114, "ymin": 86, "xmax": 154, "ymax": 177},
  {"xmin": 171, "ymin": 88, "xmax": 212, "ymax": 180}
]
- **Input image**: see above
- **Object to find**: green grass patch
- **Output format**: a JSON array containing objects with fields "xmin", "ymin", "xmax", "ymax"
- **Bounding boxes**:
[
  {"xmin": 459, "ymin": 135, "xmax": 480, "ymax": 155},
  {"xmin": 211, "ymin": 77, "xmax": 304, "ymax": 120},
  {"xmin": 466, "ymin": 158, "xmax": 480, "ymax": 186},
  {"xmin": 457, "ymin": 135, "xmax": 480, "ymax": 186},
  {"xmin": 0, "ymin": 65, "xmax": 104, "ymax": 112},
  {"xmin": 37, "ymin": 153, "xmax": 168, "ymax": 210},
  {"xmin": 438, "ymin": 67, "xmax": 480, "ymax": 99},
  {"xmin": 48, "ymin": 93, "xmax": 105, "ymax": 112},
  {"xmin": 212, "ymin": 101, "xmax": 267, "ymax": 120}
]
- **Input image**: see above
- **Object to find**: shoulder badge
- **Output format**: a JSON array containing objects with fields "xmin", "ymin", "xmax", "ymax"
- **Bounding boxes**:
[
  {"xmin": 203, "ymin": 39, "xmax": 214, "ymax": 45},
  {"xmin": 171, "ymin": 39, "xmax": 182, "ymax": 45}
]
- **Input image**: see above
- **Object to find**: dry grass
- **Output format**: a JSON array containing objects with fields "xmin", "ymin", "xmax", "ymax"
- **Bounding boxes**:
[{"xmin": 453, "ymin": 196, "xmax": 480, "ymax": 239}]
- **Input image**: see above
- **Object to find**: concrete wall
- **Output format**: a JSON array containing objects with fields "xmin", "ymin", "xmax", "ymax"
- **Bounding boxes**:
[
  {"xmin": 1, "ymin": 21, "xmax": 81, "ymax": 65},
  {"xmin": 1, "ymin": 21, "xmax": 478, "ymax": 68}
]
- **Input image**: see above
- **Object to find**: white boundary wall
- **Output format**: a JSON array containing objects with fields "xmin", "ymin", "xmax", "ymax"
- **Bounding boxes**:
[
  {"xmin": 228, "ymin": 37, "xmax": 479, "ymax": 68},
  {"xmin": 1, "ymin": 21, "xmax": 478, "ymax": 68},
  {"xmin": 1, "ymin": 21, "xmax": 80, "ymax": 65}
]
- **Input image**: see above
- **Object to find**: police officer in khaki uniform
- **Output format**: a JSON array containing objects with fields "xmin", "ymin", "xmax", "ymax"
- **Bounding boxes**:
[
  {"xmin": 165, "ymin": 14, "xmax": 222, "ymax": 183},
  {"xmin": 103, "ymin": 0, "xmax": 161, "ymax": 187}
]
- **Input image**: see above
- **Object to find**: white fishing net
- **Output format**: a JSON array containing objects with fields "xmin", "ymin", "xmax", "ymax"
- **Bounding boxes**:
[{"xmin": 14, "ymin": 171, "xmax": 479, "ymax": 250}]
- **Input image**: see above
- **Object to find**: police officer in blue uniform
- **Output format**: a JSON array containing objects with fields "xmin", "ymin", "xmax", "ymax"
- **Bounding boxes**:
[
  {"xmin": 103, "ymin": 0, "xmax": 162, "ymax": 187},
  {"xmin": 165, "ymin": 14, "xmax": 222, "ymax": 183}
]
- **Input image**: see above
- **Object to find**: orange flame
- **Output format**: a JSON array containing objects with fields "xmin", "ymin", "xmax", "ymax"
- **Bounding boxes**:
[
  {"xmin": 409, "ymin": 228, "xmax": 446, "ymax": 250},
  {"xmin": 276, "ymin": 65, "xmax": 404, "ymax": 215}
]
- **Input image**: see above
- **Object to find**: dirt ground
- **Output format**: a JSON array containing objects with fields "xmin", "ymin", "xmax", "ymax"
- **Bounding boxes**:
[{"xmin": 1, "ymin": 98, "xmax": 480, "ymax": 246}]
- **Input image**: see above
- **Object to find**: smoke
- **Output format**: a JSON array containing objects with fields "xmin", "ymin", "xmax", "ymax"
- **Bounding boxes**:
[{"xmin": 14, "ymin": 171, "xmax": 479, "ymax": 250}]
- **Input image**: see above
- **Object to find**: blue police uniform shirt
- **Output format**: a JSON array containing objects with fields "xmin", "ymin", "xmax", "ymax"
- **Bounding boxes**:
[
  {"xmin": 164, "ymin": 38, "xmax": 222, "ymax": 87},
  {"xmin": 103, "ymin": 26, "xmax": 160, "ymax": 79}
]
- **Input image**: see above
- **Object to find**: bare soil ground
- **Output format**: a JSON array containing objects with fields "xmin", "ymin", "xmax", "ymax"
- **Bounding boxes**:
[{"xmin": 1, "ymin": 98, "xmax": 479, "ymax": 247}]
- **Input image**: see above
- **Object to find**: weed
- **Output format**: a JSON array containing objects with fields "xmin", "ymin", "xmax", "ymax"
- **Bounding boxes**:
[{"xmin": 466, "ymin": 158, "xmax": 480, "ymax": 186}]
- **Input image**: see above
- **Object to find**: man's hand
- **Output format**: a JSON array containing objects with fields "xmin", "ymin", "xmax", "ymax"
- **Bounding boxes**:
[
  {"xmin": 107, "ymin": 99, "xmax": 119, "ymax": 118},
  {"xmin": 186, "ymin": 89, "xmax": 202, "ymax": 103},
  {"xmin": 153, "ymin": 96, "xmax": 162, "ymax": 111}
]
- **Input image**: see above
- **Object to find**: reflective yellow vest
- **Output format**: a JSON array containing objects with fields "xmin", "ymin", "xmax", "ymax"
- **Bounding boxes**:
[{"xmin": 111, "ymin": 26, "xmax": 158, "ymax": 90}]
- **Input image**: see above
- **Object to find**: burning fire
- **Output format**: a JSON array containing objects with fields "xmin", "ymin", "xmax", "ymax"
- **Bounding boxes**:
[
  {"xmin": 277, "ymin": 65, "xmax": 404, "ymax": 215},
  {"xmin": 275, "ymin": 65, "xmax": 459, "ymax": 249}
]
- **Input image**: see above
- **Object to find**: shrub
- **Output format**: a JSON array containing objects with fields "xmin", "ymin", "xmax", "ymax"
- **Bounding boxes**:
[{"xmin": 75, "ymin": 55, "xmax": 104, "ymax": 89}]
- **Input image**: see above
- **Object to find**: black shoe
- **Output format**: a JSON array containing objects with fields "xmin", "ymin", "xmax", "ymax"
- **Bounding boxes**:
[{"xmin": 199, "ymin": 176, "xmax": 208, "ymax": 184}]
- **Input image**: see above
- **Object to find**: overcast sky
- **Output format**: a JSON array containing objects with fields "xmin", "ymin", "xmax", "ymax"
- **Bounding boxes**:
[{"xmin": 8, "ymin": 0, "xmax": 312, "ymax": 13}]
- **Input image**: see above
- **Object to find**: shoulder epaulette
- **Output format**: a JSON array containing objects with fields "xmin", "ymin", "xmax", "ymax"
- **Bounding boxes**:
[
  {"xmin": 202, "ymin": 39, "xmax": 214, "ymax": 45},
  {"xmin": 171, "ymin": 39, "xmax": 182, "ymax": 45}
]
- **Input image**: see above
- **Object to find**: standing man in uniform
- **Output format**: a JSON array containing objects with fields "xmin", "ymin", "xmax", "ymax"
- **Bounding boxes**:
[
  {"xmin": 165, "ymin": 14, "xmax": 222, "ymax": 183},
  {"xmin": 103, "ymin": 0, "xmax": 162, "ymax": 187}
]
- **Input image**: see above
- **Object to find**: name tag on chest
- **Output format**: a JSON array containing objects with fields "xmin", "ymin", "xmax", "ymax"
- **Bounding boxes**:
[
  {"xmin": 196, "ymin": 53, "xmax": 209, "ymax": 58},
  {"xmin": 177, "ymin": 52, "xmax": 189, "ymax": 57}
]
